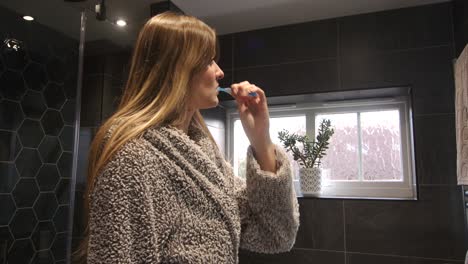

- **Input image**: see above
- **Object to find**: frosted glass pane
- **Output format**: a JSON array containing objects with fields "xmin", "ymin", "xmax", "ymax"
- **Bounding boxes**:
[
  {"xmin": 316, "ymin": 113, "xmax": 359, "ymax": 181},
  {"xmin": 361, "ymin": 110, "xmax": 403, "ymax": 181},
  {"xmin": 233, "ymin": 116, "xmax": 306, "ymax": 178}
]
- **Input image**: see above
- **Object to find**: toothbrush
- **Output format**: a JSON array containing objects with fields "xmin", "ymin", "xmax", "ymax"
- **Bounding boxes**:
[{"xmin": 217, "ymin": 87, "xmax": 257, "ymax": 97}]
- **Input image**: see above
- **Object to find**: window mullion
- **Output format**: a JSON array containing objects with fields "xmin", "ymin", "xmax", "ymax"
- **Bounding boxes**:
[{"xmin": 357, "ymin": 112, "xmax": 363, "ymax": 181}]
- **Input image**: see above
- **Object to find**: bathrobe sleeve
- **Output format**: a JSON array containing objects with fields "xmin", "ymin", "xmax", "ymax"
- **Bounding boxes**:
[
  {"xmin": 234, "ymin": 145, "xmax": 300, "ymax": 253},
  {"xmin": 87, "ymin": 143, "xmax": 179, "ymax": 264}
]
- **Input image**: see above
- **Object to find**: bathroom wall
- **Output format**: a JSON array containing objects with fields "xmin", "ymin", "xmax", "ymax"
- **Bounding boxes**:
[
  {"xmin": 454, "ymin": 0, "xmax": 468, "ymax": 57},
  {"xmin": 0, "ymin": 5, "xmax": 79, "ymax": 264},
  {"xmin": 215, "ymin": 2, "xmax": 467, "ymax": 263}
]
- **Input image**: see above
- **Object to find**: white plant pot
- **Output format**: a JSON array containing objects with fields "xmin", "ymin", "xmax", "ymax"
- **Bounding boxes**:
[{"xmin": 299, "ymin": 167, "xmax": 321, "ymax": 196}]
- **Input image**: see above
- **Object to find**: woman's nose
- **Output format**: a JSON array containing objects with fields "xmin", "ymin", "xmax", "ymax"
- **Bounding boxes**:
[{"xmin": 215, "ymin": 62, "xmax": 224, "ymax": 80}]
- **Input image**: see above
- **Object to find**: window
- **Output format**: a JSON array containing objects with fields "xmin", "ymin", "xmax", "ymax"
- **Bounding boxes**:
[{"xmin": 226, "ymin": 96, "xmax": 416, "ymax": 200}]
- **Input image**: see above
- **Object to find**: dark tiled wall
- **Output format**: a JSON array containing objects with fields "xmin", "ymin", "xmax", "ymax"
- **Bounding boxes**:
[
  {"xmin": 215, "ymin": 2, "xmax": 467, "ymax": 263},
  {"xmin": 454, "ymin": 0, "xmax": 468, "ymax": 57},
  {"xmin": 0, "ymin": 5, "xmax": 78, "ymax": 264}
]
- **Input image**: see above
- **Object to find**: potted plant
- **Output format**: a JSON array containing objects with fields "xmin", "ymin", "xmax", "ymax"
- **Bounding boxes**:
[{"xmin": 278, "ymin": 119, "xmax": 334, "ymax": 195}]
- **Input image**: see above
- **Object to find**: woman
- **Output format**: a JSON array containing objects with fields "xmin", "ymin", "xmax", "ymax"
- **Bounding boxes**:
[{"xmin": 82, "ymin": 11, "xmax": 299, "ymax": 264}]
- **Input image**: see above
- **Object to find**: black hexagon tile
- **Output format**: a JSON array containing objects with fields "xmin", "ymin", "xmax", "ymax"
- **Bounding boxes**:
[
  {"xmin": 18, "ymin": 119, "xmax": 45, "ymax": 148},
  {"xmin": 57, "ymin": 152, "xmax": 72, "ymax": 178},
  {"xmin": 37, "ymin": 164, "xmax": 60, "ymax": 191},
  {"xmin": 7, "ymin": 238, "xmax": 35, "ymax": 264},
  {"xmin": 55, "ymin": 178, "xmax": 70, "ymax": 205},
  {"xmin": 12, "ymin": 178, "xmax": 39, "ymax": 208},
  {"xmin": 0, "ymin": 226, "xmax": 13, "ymax": 252},
  {"xmin": 0, "ymin": 99, "xmax": 24, "ymax": 130},
  {"xmin": 10, "ymin": 208, "xmax": 37, "ymax": 239},
  {"xmin": 59, "ymin": 126, "xmax": 74, "ymax": 152},
  {"xmin": 15, "ymin": 148, "xmax": 41, "ymax": 178},
  {"xmin": 41, "ymin": 109, "xmax": 64, "ymax": 136},
  {"xmin": 38, "ymin": 136, "xmax": 62, "ymax": 163},
  {"xmin": 0, "ymin": 57, "xmax": 4, "ymax": 75},
  {"xmin": 44, "ymin": 83, "xmax": 66, "ymax": 110},
  {"xmin": 64, "ymin": 76, "xmax": 77, "ymax": 99},
  {"xmin": 21, "ymin": 90, "xmax": 47, "ymax": 119},
  {"xmin": 53, "ymin": 205, "xmax": 69, "ymax": 232},
  {"xmin": 0, "ymin": 70, "xmax": 26, "ymax": 100},
  {"xmin": 0, "ymin": 162, "xmax": 19, "ymax": 193},
  {"xmin": 32, "ymin": 249, "xmax": 54, "ymax": 264},
  {"xmin": 61, "ymin": 99, "xmax": 75, "ymax": 125},
  {"xmin": 46, "ymin": 58, "xmax": 66, "ymax": 84},
  {"xmin": 32, "ymin": 221, "xmax": 56, "ymax": 251},
  {"xmin": 24, "ymin": 62, "xmax": 47, "ymax": 91},
  {"xmin": 0, "ymin": 194, "xmax": 15, "ymax": 225},
  {"xmin": 51, "ymin": 232, "xmax": 67, "ymax": 261},
  {"xmin": 34, "ymin": 192, "xmax": 58, "ymax": 221},
  {"xmin": 0, "ymin": 131, "xmax": 21, "ymax": 162},
  {"xmin": 2, "ymin": 46, "xmax": 28, "ymax": 71}
]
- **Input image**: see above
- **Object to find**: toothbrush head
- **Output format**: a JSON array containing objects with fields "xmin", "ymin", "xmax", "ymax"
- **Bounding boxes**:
[{"xmin": 217, "ymin": 87, "xmax": 257, "ymax": 97}]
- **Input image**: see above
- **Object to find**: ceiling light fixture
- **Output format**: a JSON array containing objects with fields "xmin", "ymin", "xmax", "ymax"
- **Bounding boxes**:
[
  {"xmin": 116, "ymin": 19, "xmax": 127, "ymax": 27},
  {"xmin": 23, "ymin": 15, "xmax": 34, "ymax": 21}
]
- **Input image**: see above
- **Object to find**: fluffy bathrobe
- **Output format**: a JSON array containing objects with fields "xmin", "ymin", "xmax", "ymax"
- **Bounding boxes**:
[{"xmin": 87, "ymin": 123, "xmax": 300, "ymax": 264}]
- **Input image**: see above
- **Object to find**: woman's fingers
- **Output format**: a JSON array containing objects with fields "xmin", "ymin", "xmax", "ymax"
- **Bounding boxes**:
[{"xmin": 231, "ymin": 81, "xmax": 260, "ymax": 99}]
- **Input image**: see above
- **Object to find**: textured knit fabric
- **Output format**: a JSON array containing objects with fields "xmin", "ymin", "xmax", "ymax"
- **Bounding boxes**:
[{"xmin": 87, "ymin": 122, "xmax": 300, "ymax": 264}]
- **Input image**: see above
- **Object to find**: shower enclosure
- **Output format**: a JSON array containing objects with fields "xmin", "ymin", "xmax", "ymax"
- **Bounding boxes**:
[{"xmin": 0, "ymin": 0, "xmax": 86, "ymax": 263}]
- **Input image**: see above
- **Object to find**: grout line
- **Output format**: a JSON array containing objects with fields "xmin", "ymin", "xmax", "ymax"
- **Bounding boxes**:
[
  {"xmin": 337, "ymin": 19, "xmax": 342, "ymax": 91},
  {"xmin": 234, "ymin": 57, "xmax": 337, "ymax": 71},
  {"xmin": 346, "ymin": 251, "xmax": 464, "ymax": 262},
  {"xmin": 413, "ymin": 112, "xmax": 455, "ymax": 117},
  {"xmin": 343, "ymin": 200, "xmax": 347, "ymax": 264}
]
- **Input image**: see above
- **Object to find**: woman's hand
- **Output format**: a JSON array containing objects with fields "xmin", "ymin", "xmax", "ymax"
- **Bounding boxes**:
[
  {"xmin": 231, "ymin": 81, "xmax": 271, "ymax": 149},
  {"xmin": 231, "ymin": 81, "xmax": 276, "ymax": 172}
]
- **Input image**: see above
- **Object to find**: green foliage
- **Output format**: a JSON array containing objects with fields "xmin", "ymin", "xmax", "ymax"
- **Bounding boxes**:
[{"xmin": 278, "ymin": 119, "xmax": 335, "ymax": 168}]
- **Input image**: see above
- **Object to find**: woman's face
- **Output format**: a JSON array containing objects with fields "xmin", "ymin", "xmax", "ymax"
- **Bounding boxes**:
[{"xmin": 189, "ymin": 60, "xmax": 224, "ymax": 110}]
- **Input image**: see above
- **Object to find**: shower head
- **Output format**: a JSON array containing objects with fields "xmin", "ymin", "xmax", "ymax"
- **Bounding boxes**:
[{"xmin": 3, "ymin": 38, "xmax": 24, "ymax": 52}]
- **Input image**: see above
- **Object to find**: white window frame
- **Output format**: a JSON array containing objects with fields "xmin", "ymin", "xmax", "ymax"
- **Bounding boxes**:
[{"xmin": 226, "ymin": 96, "xmax": 417, "ymax": 200}]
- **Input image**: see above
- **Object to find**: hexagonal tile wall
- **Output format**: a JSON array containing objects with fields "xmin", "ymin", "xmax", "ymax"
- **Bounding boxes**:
[
  {"xmin": 23, "ymin": 62, "xmax": 47, "ymax": 92},
  {"xmin": 38, "ymin": 136, "xmax": 62, "ymax": 163},
  {"xmin": 7, "ymin": 238, "xmax": 35, "ymax": 264},
  {"xmin": 0, "ymin": 70, "xmax": 27, "ymax": 100},
  {"xmin": 55, "ymin": 178, "xmax": 70, "ymax": 205},
  {"xmin": 46, "ymin": 58, "xmax": 66, "ymax": 84},
  {"xmin": 61, "ymin": 99, "xmax": 75, "ymax": 125},
  {"xmin": 0, "ymin": 131, "xmax": 21, "ymax": 162},
  {"xmin": 0, "ymin": 99, "xmax": 24, "ymax": 130},
  {"xmin": 59, "ymin": 126, "xmax": 74, "ymax": 152},
  {"xmin": 21, "ymin": 90, "xmax": 47, "ymax": 119},
  {"xmin": 64, "ymin": 77, "xmax": 77, "ymax": 99},
  {"xmin": 37, "ymin": 164, "xmax": 60, "ymax": 191},
  {"xmin": 0, "ymin": 226, "xmax": 14, "ymax": 252},
  {"xmin": 2, "ymin": 47, "xmax": 29, "ymax": 71},
  {"xmin": 15, "ymin": 148, "xmax": 42, "ymax": 178},
  {"xmin": 12, "ymin": 178, "xmax": 39, "ymax": 208},
  {"xmin": 0, "ymin": 56, "xmax": 4, "ymax": 75},
  {"xmin": 1, "ymin": 9, "xmax": 80, "ymax": 263},
  {"xmin": 0, "ymin": 194, "xmax": 15, "ymax": 225},
  {"xmin": 51, "ymin": 232, "xmax": 67, "ymax": 261},
  {"xmin": 32, "ymin": 221, "xmax": 55, "ymax": 251},
  {"xmin": 57, "ymin": 152, "xmax": 72, "ymax": 178},
  {"xmin": 32, "ymin": 249, "xmax": 55, "ymax": 263},
  {"xmin": 0, "ymin": 162, "xmax": 19, "ymax": 193},
  {"xmin": 41, "ymin": 109, "xmax": 64, "ymax": 136},
  {"xmin": 18, "ymin": 119, "xmax": 45, "ymax": 148},
  {"xmin": 34, "ymin": 192, "xmax": 58, "ymax": 221},
  {"xmin": 44, "ymin": 82, "xmax": 66, "ymax": 110},
  {"xmin": 10, "ymin": 208, "xmax": 37, "ymax": 239},
  {"xmin": 53, "ymin": 205, "xmax": 69, "ymax": 233}
]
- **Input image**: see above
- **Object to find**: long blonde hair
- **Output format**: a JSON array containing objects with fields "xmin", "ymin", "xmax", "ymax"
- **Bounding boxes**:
[{"xmin": 75, "ymin": 11, "xmax": 219, "ymax": 262}]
